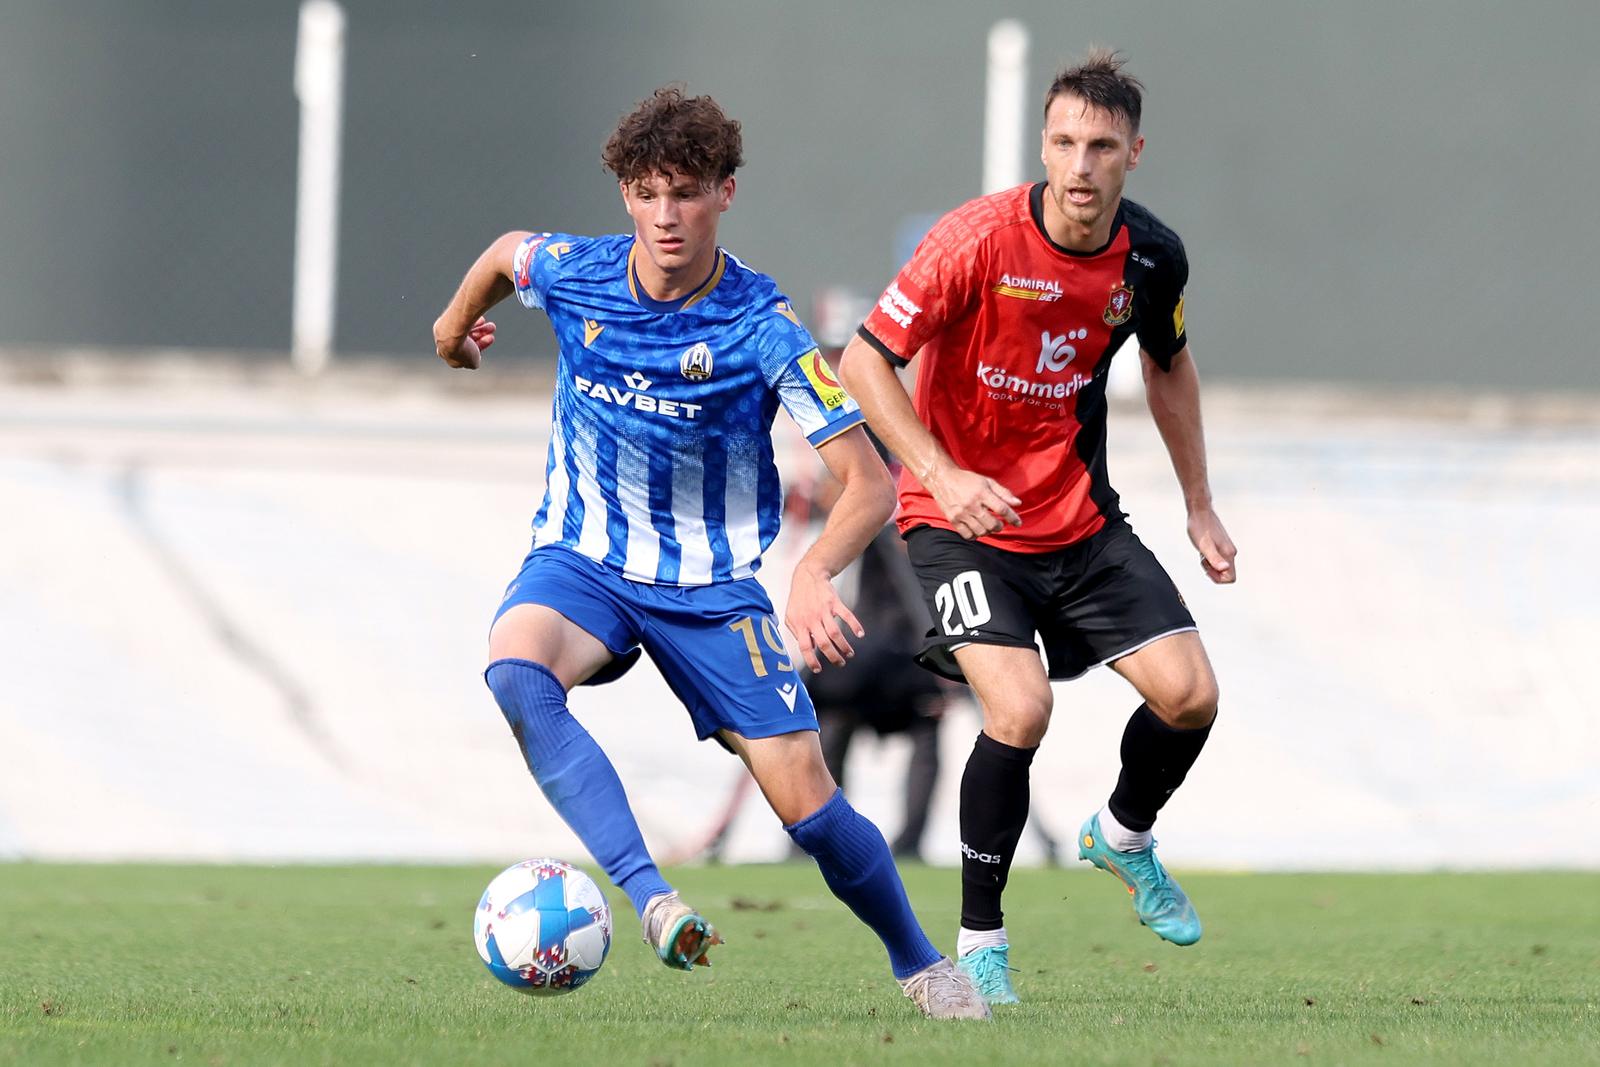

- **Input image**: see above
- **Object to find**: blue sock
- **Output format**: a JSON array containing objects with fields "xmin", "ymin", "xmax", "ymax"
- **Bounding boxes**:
[
  {"xmin": 786, "ymin": 789, "xmax": 943, "ymax": 979},
  {"xmin": 485, "ymin": 658, "xmax": 672, "ymax": 917}
]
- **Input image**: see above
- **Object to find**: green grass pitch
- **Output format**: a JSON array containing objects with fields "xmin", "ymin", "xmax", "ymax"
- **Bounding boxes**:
[{"xmin": 2, "ymin": 863, "xmax": 1596, "ymax": 1065}]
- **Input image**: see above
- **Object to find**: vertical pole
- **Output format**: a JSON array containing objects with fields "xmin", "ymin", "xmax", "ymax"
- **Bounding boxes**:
[
  {"xmin": 292, "ymin": 0, "xmax": 346, "ymax": 375},
  {"xmin": 982, "ymin": 19, "xmax": 1030, "ymax": 195}
]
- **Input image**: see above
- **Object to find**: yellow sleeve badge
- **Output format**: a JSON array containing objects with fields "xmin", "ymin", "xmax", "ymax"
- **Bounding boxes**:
[{"xmin": 799, "ymin": 349, "xmax": 848, "ymax": 411}]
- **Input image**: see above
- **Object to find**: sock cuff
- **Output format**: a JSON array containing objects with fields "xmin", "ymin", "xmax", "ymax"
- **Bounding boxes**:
[
  {"xmin": 783, "ymin": 787, "xmax": 846, "ymax": 836},
  {"xmin": 484, "ymin": 657, "xmax": 582, "ymax": 757},
  {"xmin": 785, "ymin": 789, "xmax": 888, "ymax": 874},
  {"xmin": 1136, "ymin": 701, "xmax": 1215, "ymax": 736},
  {"xmin": 1105, "ymin": 798, "xmax": 1155, "ymax": 835},
  {"xmin": 484, "ymin": 657, "xmax": 565, "ymax": 693},
  {"xmin": 975, "ymin": 731, "xmax": 1039, "ymax": 765}
]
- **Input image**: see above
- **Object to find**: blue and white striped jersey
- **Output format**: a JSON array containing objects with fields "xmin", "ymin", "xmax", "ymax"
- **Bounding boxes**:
[{"xmin": 511, "ymin": 231, "xmax": 864, "ymax": 586}]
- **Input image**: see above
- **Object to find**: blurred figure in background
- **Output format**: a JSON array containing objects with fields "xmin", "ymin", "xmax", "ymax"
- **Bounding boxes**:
[{"xmin": 791, "ymin": 417, "xmax": 954, "ymax": 863}]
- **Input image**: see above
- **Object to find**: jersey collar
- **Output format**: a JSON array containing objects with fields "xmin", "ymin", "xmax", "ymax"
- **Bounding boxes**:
[
  {"xmin": 1028, "ymin": 182, "xmax": 1124, "ymax": 258},
  {"xmin": 626, "ymin": 243, "xmax": 727, "ymax": 312}
]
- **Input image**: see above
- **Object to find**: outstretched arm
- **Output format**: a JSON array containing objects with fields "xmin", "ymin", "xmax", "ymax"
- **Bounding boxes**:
[
  {"xmin": 784, "ymin": 425, "xmax": 895, "ymax": 672},
  {"xmin": 1143, "ymin": 345, "xmax": 1237, "ymax": 584},
  {"xmin": 838, "ymin": 335, "xmax": 1021, "ymax": 539},
  {"xmin": 432, "ymin": 230, "xmax": 531, "ymax": 369}
]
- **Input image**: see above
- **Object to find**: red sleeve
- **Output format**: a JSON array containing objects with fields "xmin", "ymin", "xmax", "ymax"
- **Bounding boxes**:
[{"xmin": 859, "ymin": 208, "xmax": 984, "ymax": 365}]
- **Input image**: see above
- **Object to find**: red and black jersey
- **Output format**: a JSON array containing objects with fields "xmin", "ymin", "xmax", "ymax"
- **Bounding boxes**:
[{"xmin": 859, "ymin": 182, "xmax": 1189, "ymax": 552}]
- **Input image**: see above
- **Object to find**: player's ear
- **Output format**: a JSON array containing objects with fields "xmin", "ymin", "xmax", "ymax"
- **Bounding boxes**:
[
  {"xmin": 1127, "ymin": 134, "xmax": 1145, "ymax": 171},
  {"xmin": 718, "ymin": 176, "xmax": 736, "ymax": 212}
]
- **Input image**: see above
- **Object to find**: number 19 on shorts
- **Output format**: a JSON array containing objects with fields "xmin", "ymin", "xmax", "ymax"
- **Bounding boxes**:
[
  {"xmin": 934, "ymin": 570, "xmax": 991, "ymax": 636},
  {"xmin": 728, "ymin": 615, "xmax": 793, "ymax": 677}
]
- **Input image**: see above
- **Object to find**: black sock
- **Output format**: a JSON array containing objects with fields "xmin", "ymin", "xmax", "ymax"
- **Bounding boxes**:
[
  {"xmin": 1107, "ymin": 702, "xmax": 1213, "ymax": 833},
  {"xmin": 958, "ymin": 732, "xmax": 1037, "ymax": 931}
]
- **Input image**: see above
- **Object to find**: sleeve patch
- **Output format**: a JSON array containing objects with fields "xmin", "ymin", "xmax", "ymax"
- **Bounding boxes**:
[
  {"xmin": 799, "ymin": 349, "xmax": 849, "ymax": 410},
  {"xmin": 513, "ymin": 235, "xmax": 547, "ymax": 289},
  {"xmin": 512, "ymin": 232, "xmax": 554, "ymax": 310}
]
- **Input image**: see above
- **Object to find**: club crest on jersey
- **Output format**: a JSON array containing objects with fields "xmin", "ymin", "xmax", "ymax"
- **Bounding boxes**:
[
  {"xmin": 680, "ymin": 342, "xmax": 714, "ymax": 381},
  {"xmin": 1103, "ymin": 283, "xmax": 1135, "ymax": 326}
]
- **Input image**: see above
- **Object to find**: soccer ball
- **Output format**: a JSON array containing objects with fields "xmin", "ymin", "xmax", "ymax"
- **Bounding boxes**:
[{"xmin": 473, "ymin": 859, "xmax": 613, "ymax": 994}]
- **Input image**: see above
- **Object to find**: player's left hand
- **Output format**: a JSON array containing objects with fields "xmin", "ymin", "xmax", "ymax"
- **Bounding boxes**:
[
  {"xmin": 1188, "ymin": 507, "xmax": 1237, "ymax": 584},
  {"xmin": 784, "ymin": 561, "xmax": 863, "ymax": 672}
]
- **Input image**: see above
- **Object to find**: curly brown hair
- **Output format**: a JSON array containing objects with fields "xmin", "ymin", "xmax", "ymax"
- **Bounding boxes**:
[
  {"xmin": 1044, "ymin": 47, "xmax": 1145, "ymax": 134},
  {"xmin": 602, "ymin": 85, "xmax": 744, "ymax": 187}
]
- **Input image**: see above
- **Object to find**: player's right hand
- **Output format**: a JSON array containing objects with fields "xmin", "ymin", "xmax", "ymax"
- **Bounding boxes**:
[
  {"xmin": 435, "ymin": 315, "xmax": 496, "ymax": 370},
  {"xmin": 929, "ymin": 466, "xmax": 1022, "ymax": 540}
]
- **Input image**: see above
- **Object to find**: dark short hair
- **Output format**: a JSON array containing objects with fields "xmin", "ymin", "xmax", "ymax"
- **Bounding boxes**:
[
  {"xmin": 601, "ymin": 85, "xmax": 744, "ymax": 186},
  {"xmin": 1043, "ymin": 48, "xmax": 1145, "ymax": 134}
]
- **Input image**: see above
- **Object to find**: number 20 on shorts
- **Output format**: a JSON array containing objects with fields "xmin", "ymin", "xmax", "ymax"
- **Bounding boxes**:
[
  {"xmin": 728, "ymin": 615, "xmax": 793, "ymax": 678},
  {"xmin": 935, "ymin": 570, "xmax": 992, "ymax": 635}
]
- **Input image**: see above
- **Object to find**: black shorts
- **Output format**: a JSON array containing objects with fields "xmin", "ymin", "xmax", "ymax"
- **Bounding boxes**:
[{"xmin": 903, "ymin": 521, "xmax": 1197, "ymax": 683}]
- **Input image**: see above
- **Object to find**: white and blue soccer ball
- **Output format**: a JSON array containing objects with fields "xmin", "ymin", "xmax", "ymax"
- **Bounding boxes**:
[{"xmin": 474, "ymin": 859, "xmax": 612, "ymax": 994}]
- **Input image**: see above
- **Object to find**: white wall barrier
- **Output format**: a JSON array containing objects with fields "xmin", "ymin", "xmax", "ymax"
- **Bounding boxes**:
[{"xmin": 1, "ymin": 377, "xmax": 1595, "ymax": 868}]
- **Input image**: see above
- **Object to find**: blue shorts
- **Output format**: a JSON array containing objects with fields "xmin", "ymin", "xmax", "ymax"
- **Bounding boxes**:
[{"xmin": 494, "ymin": 545, "xmax": 818, "ymax": 742}]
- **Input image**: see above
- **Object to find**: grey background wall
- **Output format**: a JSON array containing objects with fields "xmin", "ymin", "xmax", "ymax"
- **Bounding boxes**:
[{"xmin": 3, "ymin": 0, "xmax": 1597, "ymax": 389}]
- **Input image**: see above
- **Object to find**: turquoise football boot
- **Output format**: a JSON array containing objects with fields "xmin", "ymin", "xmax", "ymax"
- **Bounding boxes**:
[
  {"xmin": 1077, "ymin": 813, "xmax": 1202, "ymax": 946},
  {"xmin": 955, "ymin": 944, "xmax": 1020, "ymax": 1005}
]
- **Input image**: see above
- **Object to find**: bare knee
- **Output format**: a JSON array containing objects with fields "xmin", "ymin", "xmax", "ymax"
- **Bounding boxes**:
[
  {"xmin": 487, "ymin": 604, "xmax": 612, "ymax": 689},
  {"xmin": 981, "ymin": 686, "xmax": 1054, "ymax": 748},
  {"xmin": 1148, "ymin": 675, "xmax": 1219, "ymax": 730}
]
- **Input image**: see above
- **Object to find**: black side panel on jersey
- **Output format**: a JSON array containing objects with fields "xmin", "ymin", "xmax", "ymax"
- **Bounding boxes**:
[
  {"xmin": 1119, "ymin": 199, "xmax": 1189, "ymax": 371},
  {"xmin": 1072, "ymin": 372, "xmax": 1124, "ymax": 526}
]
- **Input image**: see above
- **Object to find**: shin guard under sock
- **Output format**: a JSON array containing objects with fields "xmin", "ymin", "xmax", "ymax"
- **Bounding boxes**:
[
  {"xmin": 786, "ymin": 789, "xmax": 942, "ymax": 979},
  {"xmin": 485, "ymin": 658, "xmax": 671, "ymax": 916},
  {"xmin": 1107, "ymin": 702, "xmax": 1214, "ymax": 833},
  {"xmin": 958, "ymin": 732, "xmax": 1037, "ymax": 931}
]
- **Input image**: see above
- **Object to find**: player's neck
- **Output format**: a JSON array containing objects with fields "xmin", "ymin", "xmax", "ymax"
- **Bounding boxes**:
[
  {"xmin": 631, "ymin": 242, "xmax": 721, "ymax": 303},
  {"xmin": 1040, "ymin": 192, "xmax": 1122, "ymax": 253}
]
